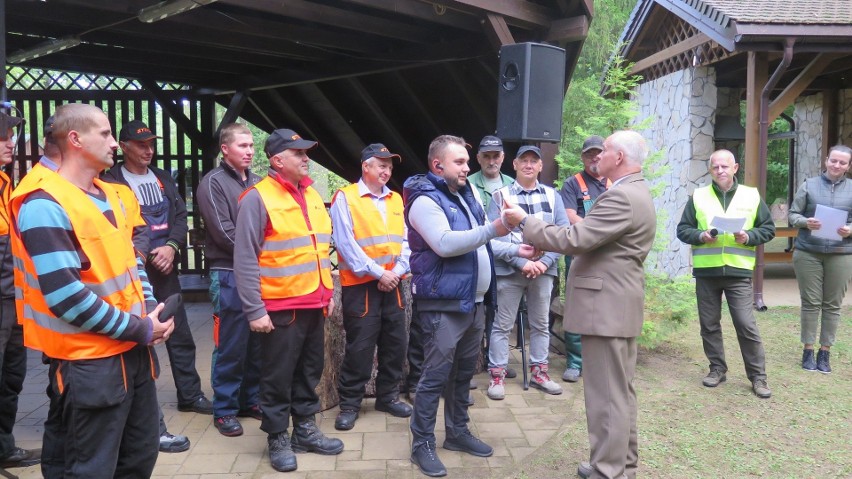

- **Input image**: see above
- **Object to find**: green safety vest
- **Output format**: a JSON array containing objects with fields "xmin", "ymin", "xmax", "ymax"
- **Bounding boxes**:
[{"xmin": 692, "ymin": 184, "xmax": 760, "ymax": 270}]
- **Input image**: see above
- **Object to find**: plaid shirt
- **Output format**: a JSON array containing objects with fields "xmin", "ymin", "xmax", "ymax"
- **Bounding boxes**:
[{"xmin": 496, "ymin": 181, "xmax": 555, "ymax": 244}]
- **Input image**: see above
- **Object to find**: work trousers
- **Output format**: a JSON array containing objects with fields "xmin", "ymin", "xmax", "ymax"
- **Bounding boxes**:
[
  {"xmin": 582, "ymin": 335, "xmax": 638, "ymax": 479},
  {"xmin": 562, "ymin": 256, "xmax": 583, "ymax": 369},
  {"xmin": 406, "ymin": 301, "xmax": 424, "ymax": 393},
  {"xmin": 696, "ymin": 276, "xmax": 766, "ymax": 381},
  {"xmin": 259, "ymin": 308, "xmax": 325, "ymax": 434},
  {"xmin": 793, "ymin": 249, "xmax": 852, "ymax": 346},
  {"xmin": 41, "ymin": 356, "xmax": 63, "ymax": 479},
  {"xmin": 410, "ymin": 304, "xmax": 484, "ymax": 449},
  {"xmin": 489, "ymin": 272, "xmax": 553, "ymax": 368},
  {"xmin": 54, "ymin": 345, "xmax": 160, "ymax": 479},
  {"xmin": 147, "ymin": 265, "xmax": 203, "ymax": 406},
  {"xmin": 0, "ymin": 299, "xmax": 25, "ymax": 459},
  {"xmin": 210, "ymin": 270, "xmax": 262, "ymax": 417},
  {"xmin": 338, "ymin": 281, "xmax": 408, "ymax": 410}
]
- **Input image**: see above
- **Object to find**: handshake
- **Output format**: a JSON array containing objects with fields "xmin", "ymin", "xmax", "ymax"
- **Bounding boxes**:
[
  {"xmin": 498, "ymin": 197, "xmax": 529, "ymax": 231},
  {"xmin": 492, "ymin": 198, "xmax": 542, "ymax": 268}
]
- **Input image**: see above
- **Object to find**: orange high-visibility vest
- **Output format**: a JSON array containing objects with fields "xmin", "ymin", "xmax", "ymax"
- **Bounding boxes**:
[
  {"xmin": 250, "ymin": 177, "xmax": 333, "ymax": 300},
  {"xmin": 333, "ymin": 183, "xmax": 404, "ymax": 286},
  {"xmin": 10, "ymin": 174, "xmax": 146, "ymax": 360}
]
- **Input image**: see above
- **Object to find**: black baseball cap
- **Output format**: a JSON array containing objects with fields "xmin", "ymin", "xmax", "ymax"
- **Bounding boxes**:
[
  {"xmin": 581, "ymin": 135, "xmax": 605, "ymax": 153},
  {"xmin": 478, "ymin": 135, "xmax": 503, "ymax": 153},
  {"xmin": 516, "ymin": 145, "xmax": 542, "ymax": 158},
  {"xmin": 0, "ymin": 112, "xmax": 24, "ymax": 140},
  {"xmin": 361, "ymin": 143, "xmax": 401, "ymax": 162},
  {"xmin": 119, "ymin": 119, "xmax": 160, "ymax": 142},
  {"xmin": 264, "ymin": 128, "xmax": 317, "ymax": 157}
]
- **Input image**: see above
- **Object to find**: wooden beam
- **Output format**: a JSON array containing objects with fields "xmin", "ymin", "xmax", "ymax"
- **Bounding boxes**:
[
  {"xmin": 139, "ymin": 79, "xmax": 205, "ymax": 147},
  {"xmin": 821, "ymin": 89, "xmax": 839, "ymax": 171},
  {"xmin": 545, "ymin": 15, "xmax": 588, "ymax": 43},
  {"xmin": 483, "ymin": 13, "xmax": 514, "ymax": 49},
  {"xmin": 744, "ymin": 51, "xmax": 768, "ymax": 188},
  {"xmin": 292, "ymin": 83, "xmax": 363, "ymax": 174},
  {"xmin": 442, "ymin": 63, "xmax": 492, "ymax": 132},
  {"xmin": 337, "ymin": 0, "xmax": 481, "ymax": 32},
  {"xmin": 441, "ymin": 0, "xmax": 557, "ymax": 28},
  {"xmin": 629, "ymin": 33, "xmax": 710, "ymax": 75},
  {"xmin": 768, "ymin": 53, "xmax": 839, "ymax": 122},
  {"xmin": 212, "ymin": 91, "xmax": 250, "ymax": 150}
]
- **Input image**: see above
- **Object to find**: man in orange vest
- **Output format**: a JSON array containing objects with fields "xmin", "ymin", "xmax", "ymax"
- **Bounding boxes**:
[
  {"xmin": 557, "ymin": 135, "xmax": 611, "ymax": 383},
  {"xmin": 330, "ymin": 143, "xmax": 411, "ymax": 431},
  {"xmin": 11, "ymin": 103, "xmax": 174, "ymax": 477},
  {"xmin": 0, "ymin": 111, "xmax": 41, "ymax": 471},
  {"xmin": 233, "ymin": 128, "xmax": 344, "ymax": 473}
]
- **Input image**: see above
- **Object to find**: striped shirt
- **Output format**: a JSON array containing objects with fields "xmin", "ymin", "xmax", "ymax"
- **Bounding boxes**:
[{"xmin": 18, "ymin": 189, "xmax": 155, "ymax": 344}]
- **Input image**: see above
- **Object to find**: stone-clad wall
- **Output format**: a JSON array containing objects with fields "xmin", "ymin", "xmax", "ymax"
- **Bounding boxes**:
[
  {"xmin": 841, "ymin": 89, "xmax": 852, "ymax": 149},
  {"xmin": 633, "ymin": 67, "xmax": 717, "ymax": 277},
  {"xmin": 793, "ymin": 93, "xmax": 824, "ymax": 186}
]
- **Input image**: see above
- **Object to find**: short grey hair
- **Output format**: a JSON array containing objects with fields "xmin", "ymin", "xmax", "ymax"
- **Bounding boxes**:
[{"xmin": 609, "ymin": 130, "xmax": 648, "ymax": 166}]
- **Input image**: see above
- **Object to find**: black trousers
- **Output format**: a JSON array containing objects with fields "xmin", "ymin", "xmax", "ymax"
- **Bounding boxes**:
[
  {"xmin": 147, "ymin": 265, "xmax": 204, "ymax": 406},
  {"xmin": 406, "ymin": 301, "xmax": 424, "ymax": 392},
  {"xmin": 54, "ymin": 345, "xmax": 160, "ymax": 478},
  {"xmin": 259, "ymin": 308, "xmax": 325, "ymax": 435},
  {"xmin": 337, "ymin": 281, "xmax": 408, "ymax": 410},
  {"xmin": 0, "ymin": 299, "xmax": 26, "ymax": 459}
]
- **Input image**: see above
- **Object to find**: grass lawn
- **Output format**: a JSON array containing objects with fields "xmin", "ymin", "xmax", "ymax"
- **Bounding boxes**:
[{"xmin": 508, "ymin": 305, "xmax": 851, "ymax": 479}]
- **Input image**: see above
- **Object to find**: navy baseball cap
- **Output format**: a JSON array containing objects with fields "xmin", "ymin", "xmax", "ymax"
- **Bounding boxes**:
[
  {"xmin": 516, "ymin": 145, "xmax": 542, "ymax": 158},
  {"xmin": 361, "ymin": 143, "xmax": 401, "ymax": 162},
  {"xmin": 478, "ymin": 135, "xmax": 503, "ymax": 153}
]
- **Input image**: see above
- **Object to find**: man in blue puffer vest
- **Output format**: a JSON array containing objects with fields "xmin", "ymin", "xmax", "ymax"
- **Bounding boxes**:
[{"xmin": 403, "ymin": 135, "xmax": 535, "ymax": 477}]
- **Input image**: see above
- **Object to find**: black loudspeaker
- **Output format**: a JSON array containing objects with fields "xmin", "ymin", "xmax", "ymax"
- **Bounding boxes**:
[{"xmin": 496, "ymin": 42, "xmax": 566, "ymax": 143}]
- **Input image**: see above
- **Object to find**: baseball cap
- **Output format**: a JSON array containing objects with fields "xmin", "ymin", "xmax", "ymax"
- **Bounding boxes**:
[
  {"xmin": 264, "ymin": 128, "xmax": 317, "ymax": 157},
  {"xmin": 581, "ymin": 135, "xmax": 605, "ymax": 153},
  {"xmin": 478, "ymin": 135, "xmax": 503, "ymax": 153},
  {"xmin": 516, "ymin": 145, "xmax": 542, "ymax": 159},
  {"xmin": 361, "ymin": 143, "xmax": 401, "ymax": 162},
  {"xmin": 0, "ymin": 112, "xmax": 24, "ymax": 140},
  {"xmin": 119, "ymin": 119, "xmax": 160, "ymax": 142}
]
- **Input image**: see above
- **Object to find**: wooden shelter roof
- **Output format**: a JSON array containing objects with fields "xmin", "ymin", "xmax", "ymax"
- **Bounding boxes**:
[{"xmin": 4, "ymin": 0, "xmax": 591, "ymax": 184}]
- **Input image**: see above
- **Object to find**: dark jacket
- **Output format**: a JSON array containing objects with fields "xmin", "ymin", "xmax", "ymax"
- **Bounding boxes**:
[
  {"xmin": 788, "ymin": 173, "xmax": 852, "ymax": 254},
  {"xmin": 677, "ymin": 179, "xmax": 776, "ymax": 278},
  {"xmin": 403, "ymin": 172, "xmax": 496, "ymax": 313},
  {"xmin": 196, "ymin": 160, "xmax": 262, "ymax": 270},
  {"xmin": 0, "ymin": 172, "xmax": 13, "ymax": 301},
  {"xmin": 102, "ymin": 162, "xmax": 188, "ymax": 261}
]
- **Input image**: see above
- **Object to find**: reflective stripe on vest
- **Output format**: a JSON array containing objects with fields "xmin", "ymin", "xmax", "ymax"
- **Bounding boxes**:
[
  {"xmin": 692, "ymin": 184, "xmax": 760, "ymax": 270},
  {"xmin": 252, "ymin": 177, "xmax": 333, "ymax": 300},
  {"xmin": 333, "ymin": 183, "xmax": 404, "ymax": 286},
  {"xmin": 10, "ymin": 175, "xmax": 145, "ymax": 360}
]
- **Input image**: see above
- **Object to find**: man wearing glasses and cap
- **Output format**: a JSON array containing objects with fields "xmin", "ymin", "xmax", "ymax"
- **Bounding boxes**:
[
  {"xmin": 468, "ymin": 135, "xmax": 513, "ymax": 211},
  {"xmin": 234, "ymin": 129, "xmax": 343, "ymax": 473},
  {"xmin": 0, "ymin": 111, "xmax": 41, "ymax": 470},
  {"xmin": 331, "ymin": 143, "xmax": 411, "ymax": 431}
]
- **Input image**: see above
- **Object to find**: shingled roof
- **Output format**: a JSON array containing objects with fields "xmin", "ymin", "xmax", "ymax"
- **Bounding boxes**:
[{"xmin": 697, "ymin": 0, "xmax": 852, "ymax": 26}]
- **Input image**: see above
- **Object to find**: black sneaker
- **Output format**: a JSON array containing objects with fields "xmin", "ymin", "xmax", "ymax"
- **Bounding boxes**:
[
  {"xmin": 268, "ymin": 432, "xmax": 297, "ymax": 472},
  {"xmin": 291, "ymin": 419, "xmax": 344, "ymax": 455},
  {"xmin": 816, "ymin": 349, "xmax": 832, "ymax": 374},
  {"xmin": 411, "ymin": 442, "xmax": 447, "ymax": 477},
  {"xmin": 177, "ymin": 395, "xmax": 214, "ymax": 415},
  {"xmin": 237, "ymin": 404, "xmax": 263, "ymax": 420},
  {"xmin": 802, "ymin": 348, "xmax": 817, "ymax": 371},
  {"xmin": 702, "ymin": 369, "xmax": 726, "ymax": 387},
  {"xmin": 159, "ymin": 432, "xmax": 190, "ymax": 453},
  {"xmin": 443, "ymin": 430, "xmax": 493, "ymax": 457},
  {"xmin": 214, "ymin": 415, "xmax": 244, "ymax": 437},
  {"xmin": 375, "ymin": 398, "xmax": 412, "ymax": 418}
]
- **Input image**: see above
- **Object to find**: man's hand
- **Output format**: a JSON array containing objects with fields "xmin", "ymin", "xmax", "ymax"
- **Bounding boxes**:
[
  {"xmin": 517, "ymin": 244, "xmax": 538, "ymax": 259},
  {"xmin": 250, "ymin": 314, "xmax": 274, "ymax": 333},
  {"xmin": 325, "ymin": 297, "xmax": 335, "ymax": 318},
  {"xmin": 501, "ymin": 198, "xmax": 527, "ymax": 229},
  {"xmin": 806, "ymin": 217, "xmax": 822, "ymax": 231},
  {"xmin": 700, "ymin": 230, "xmax": 718, "ymax": 243},
  {"xmin": 147, "ymin": 303, "xmax": 175, "ymax": 345},
  {"xmin": 838, "ymin": 225, "xmax": 851, "ymax": 238},
  {"xmin": 531, "ymin": 260, "xmax": 547, "ymax": 276},
  {"xmin": 733, "ymin": 230, "xmax": 749, "ymax": 244},
  {"xmin": 378, "ymin": 270, "xmax": 400, "ymax": 292},
  {"xmin": 521, "ymin": 261, "xmax": 541, "ymax": 279},
  {"xmin": 149, "ymin": 245, "xmax": 175, "ymax": 274}
]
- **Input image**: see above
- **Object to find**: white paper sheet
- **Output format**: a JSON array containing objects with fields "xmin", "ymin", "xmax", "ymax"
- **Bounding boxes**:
[
  {"xmin": 812, "ymin": 204, "xmax": 847, "ymax": 241},
  {"xmin": 710, "ymin": 216, "xmax": 746, "ymax": 234}
]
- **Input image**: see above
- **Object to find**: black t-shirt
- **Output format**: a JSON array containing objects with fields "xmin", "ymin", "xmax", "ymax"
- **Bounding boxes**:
[{"xmin": 559, "ymin": 170, "xmax": 609, "ymax": 218}]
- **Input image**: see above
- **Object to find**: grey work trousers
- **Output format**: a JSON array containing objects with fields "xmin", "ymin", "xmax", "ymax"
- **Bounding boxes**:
[
  {"xmin": 696, "ymin": 276, "xmax": 766, "ymax": 381},
  {"xmin": 793, "ymin": 249, "xmax": 852, "ymax": 347}
]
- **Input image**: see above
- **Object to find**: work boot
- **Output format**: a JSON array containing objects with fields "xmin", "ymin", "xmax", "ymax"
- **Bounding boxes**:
[
  {"xmin": 0, "ymin": 447, "xmax": 41, "ymax": 468},
  {"xmin": 487, "ymin": 367, "xmax": 505, "ymax": 400},
  {"xmin": 291, "ymin": 417, "xmax": 344, "ymax": 455},
  {"xmin": 268, "ymin": 431, "xmax": 297, "ymax": 472},
  {"xmin": 375, "ymin": 398, "xmax": 412, "ymax": 418},
  {"xmin": 529, "ymin": 364, "xmax": 562, "ymax": 395},
  {"xmin": 562, "ymin": 367, "xmax": 581, "ymax": 383},
  {"xmin": 816, "ymin": 349, "xmax": 831, "ymax": 374},
  {"xmin": 752, "ymin": 378, "xmax": 771, "ymax": 399},
  {"xmin": 334, "ymin": 409, "xmax": 359, "ymax": 430},
  {"xmin": 159, "ymin": 432, "xmax": 190, "ymax": 453},
  {"xmin": 802, "ymin": 348, "xmax": 817, "ymax": 371},
  {"xmin": 702, "ymin": 369, "xmax": 726, "ymax": 387}
]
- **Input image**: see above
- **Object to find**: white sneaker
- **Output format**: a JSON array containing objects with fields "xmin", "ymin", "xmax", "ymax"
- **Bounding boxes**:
[
  {"xmin": 487, "ymin": 368, "xmax": 505, "ymax": 400},
  {"xmin": 530, "ymin": 365, "xmax": 562, "ymax": 395}
]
